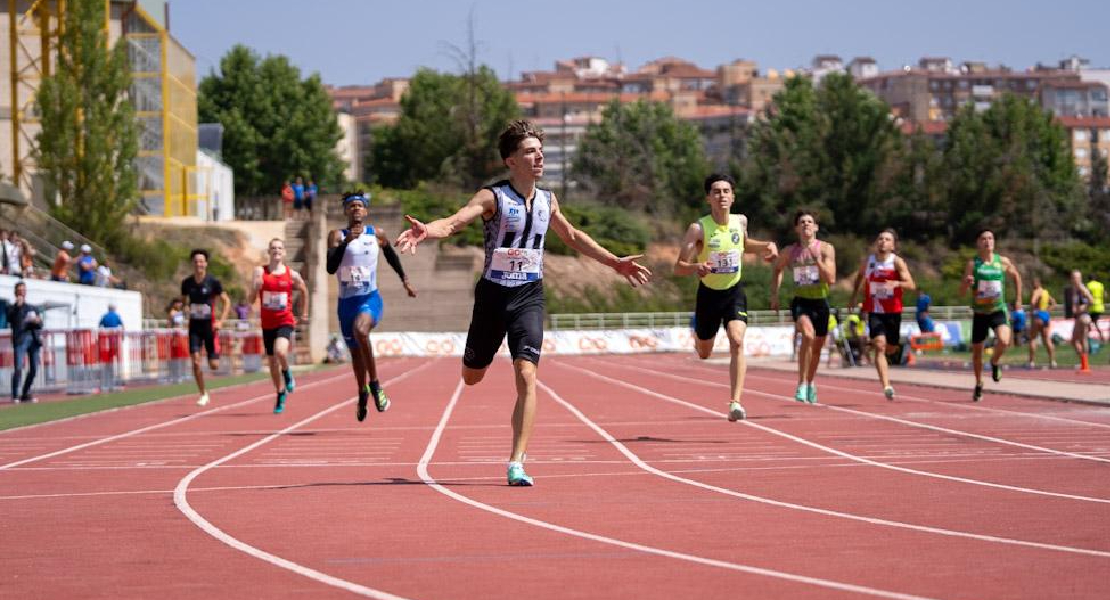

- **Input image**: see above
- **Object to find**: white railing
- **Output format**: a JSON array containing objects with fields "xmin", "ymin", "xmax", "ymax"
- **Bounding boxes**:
[{"xmin": 547, "ymin": 305, "xmax": 1059, "ymax": 331}]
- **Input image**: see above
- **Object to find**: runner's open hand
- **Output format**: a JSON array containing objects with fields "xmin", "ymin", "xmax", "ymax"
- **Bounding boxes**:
[
  {"xmin": 612, "ymin": 255, "xmax": 652, "ymax": 287},
  {"xmin": 395, "ymin": 215, "xmax": 428, "ymax": 255}
]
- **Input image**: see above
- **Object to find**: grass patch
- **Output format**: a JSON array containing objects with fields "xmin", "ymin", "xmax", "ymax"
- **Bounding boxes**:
[{"xmin": 0, "ymin": 371, "xmax": 273, "ymax": 431}]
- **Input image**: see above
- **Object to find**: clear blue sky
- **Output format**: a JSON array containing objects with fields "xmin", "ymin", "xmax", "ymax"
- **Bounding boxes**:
[{"xmin": 172, "ymin": 0, "xmax": 1110, "ymax": 86}]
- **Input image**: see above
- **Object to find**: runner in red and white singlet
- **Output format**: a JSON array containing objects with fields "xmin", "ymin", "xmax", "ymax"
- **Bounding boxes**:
[
  {"xmin": 848, "ymin": 229, "xmax": 915, "ymax": 400},
  {"xmin": 251, "ymin": 238, "xmax": 309, "ymax": 414}
]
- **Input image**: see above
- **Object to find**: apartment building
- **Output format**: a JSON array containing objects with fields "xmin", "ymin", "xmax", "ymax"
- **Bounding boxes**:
[
  {"xmin": 1059, "ymin": 117, "xmax": 1110, "ymax": 179},
  {"xmin": 859, "ymin": 57, "xmax": 1085, "ymax": 122},
  {"xmin": 2, "ymin": 0, "xmax": 199, "ymax": 217}
]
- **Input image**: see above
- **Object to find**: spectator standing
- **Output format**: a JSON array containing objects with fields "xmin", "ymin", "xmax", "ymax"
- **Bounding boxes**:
[
  {"xmin": 7, "ymin": 281, "xmax": 43, "ymax": 403},
  {"xmin": 6, "ymin": 231, "xmax": 22, "ymax": 277},
  {"xmin": 305, "ymin": 179, "xmax": 318, "ymax": 214},
  {"xmin": 52, "ymin": 241, "xmax": 73, "ymax": 282},
  {"xmin": 98, "ymin": 304, "xmax": 124, "ymax": 391},
  {"xmin": 168, "ymin": 298, "xmax": 186, "ymax": 328},
  {"xmin": 0, "ymin": 229, "xmax": 11, "ymax": 274},
  {"xmin": 280, "ymin": 181, "xmax": 294, "ymax": 220},
  {"xmin": 234, "ymin": 298, "xmax": 251, "ymax": 322},
  {"xmin": 915, "ymin": 290, "xmax": 934, "ymax": 333},
  {"xmin": 77, "ymin": 245, "xmax": 98, "ymax": 285},
  {"xmin": 20, "ymin": 239, "xmax": 36, "ymax": 279},
  {"xmin": 95, "ymin": 264, "xmax": 121, "ymax": 288},
  {"xmin": 292, "ymin": 176, "xmax": 305, "ymax": 218}
]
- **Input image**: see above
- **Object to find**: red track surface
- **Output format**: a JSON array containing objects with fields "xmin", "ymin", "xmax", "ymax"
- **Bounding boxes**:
[{"xmin": 2, "ymin": 354, "xmax": 1108, "ymax": 599}]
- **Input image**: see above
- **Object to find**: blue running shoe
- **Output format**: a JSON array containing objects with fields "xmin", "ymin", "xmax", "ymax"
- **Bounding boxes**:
[
  {"xmin": 274, "ymin": 391, "xmax": 286, "ymax": 414},
  {"xmin": 507, "ymin": 463, "xmax": 534, "ymax": 486},
  {"xmin": 794, "ymin": 383, "xmax": 807, "ymax": 403},
  {"xmin": 807, "ymin": 384, "xmax": 818, "ymax": 404},
  {"xmin": 285, "ymin": 372, "xmax": 295, "ymax": 394}
]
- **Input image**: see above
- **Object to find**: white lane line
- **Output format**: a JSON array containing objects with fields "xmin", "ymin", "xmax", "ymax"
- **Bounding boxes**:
[
  {"xmin": 559, "ymin": 361, "xmax": 1110, "ymax": 505},
  {"xmin": 0, "ymin": 368, "xmax": 350, "ymax": 436},
  {"xmin": 621, "ymin": 355, "xmax": 1110, "ymax": 430},
  {"xmin": 0, "ymin": 374, "xmax": 350, "ymax": 471},
  {"xmin": 416, "ymin": 382, "xmax": 947, "ymax": 600},
  {"xmin": 537, "ymin": 378, "xmax": 1110, "ymax": 559},
  {"xmin": 173, "ymin": 361, "xmax": 435, "ymax": 600},
  {"xmin": 595, "ymin": 359, "xmax": 1110, "ymax": 464}
]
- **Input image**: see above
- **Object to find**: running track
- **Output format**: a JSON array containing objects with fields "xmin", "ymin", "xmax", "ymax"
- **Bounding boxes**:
[{"xmin": 1, "ymin": 354, "xmax": 1108, "ymax": 599}]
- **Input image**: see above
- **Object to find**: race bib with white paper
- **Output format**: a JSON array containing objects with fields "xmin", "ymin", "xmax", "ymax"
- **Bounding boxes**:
[
  {"xmin": 870, "ymin": 281, "xmax": 894, "ymax": 299},
  {"xmin": 339, "ymin": 265, "xmax": 375, "ymax": 289},
  {"xmin": 490, "ymin": 248, "xmax": 543, "ymax": 282},
  {"xmin": 708, "ymin": 250, "xmax": 740, "ymax": 274},
  {"xmin": 189, "ymin": 303, "xmax": 212, "ymax": 319},
  {"xmin": 794, "ymin": 265, "xmax": 819, "ymax": 286},
  {"xmin": 262, "ymin": 291, "xmax": 289, "ymax": 311},
  {"xmin": 976, "ymin": 279, "xmax": 1002, "ymax": 300}
]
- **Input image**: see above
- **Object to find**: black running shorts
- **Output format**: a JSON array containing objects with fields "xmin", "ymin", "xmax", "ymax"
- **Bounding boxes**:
[
  {"xmin": 463, "ymin": 279, "xmax": 545, "ymax": 369},
  {"xmin": 693, "ymin": 281, "xmax": 748, "ymax": 341}
]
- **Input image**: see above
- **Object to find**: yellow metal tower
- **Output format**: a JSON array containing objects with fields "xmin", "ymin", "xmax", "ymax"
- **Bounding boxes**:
[{"xmin": 7, "ymin": 0, "xmax": 63, "ymax": 192}]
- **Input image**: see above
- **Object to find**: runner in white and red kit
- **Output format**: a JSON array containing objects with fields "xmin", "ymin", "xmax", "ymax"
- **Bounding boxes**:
[
  {"xmin": 251, "ymin": 238, "xmax": 309, "ymax": 414},
  {"xmin": 848, "ymin": 229, "xmax": 915, "ymax": 400}
]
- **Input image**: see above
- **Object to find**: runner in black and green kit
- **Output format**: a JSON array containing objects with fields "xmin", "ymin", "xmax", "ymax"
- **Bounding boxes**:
[
  {"xmin": 771, "ymin": 210, "xmax": 836, "ymax": 404},
  {"xmin": 675, "ymin": 174, "xmax": 777, "ymax": 421},
  {"xmin": 958, "ymin": 229, "xmax": 1022, "ymax": 402}
]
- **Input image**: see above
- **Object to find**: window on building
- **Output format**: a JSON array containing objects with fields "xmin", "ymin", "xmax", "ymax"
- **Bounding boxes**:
[
  {"xmin": 1025, "ymin": 79, "xmax": 1037, "ymax": 90},
  {"xmin": 1079, "ymin": 166, "xmax": 1089, "ymax": 176},
  {"xmin": 1076, "ymin": 148, "xmax": 1088, "ymax": 159},
  {"xmin": 1101, "ymin": 148, "xmax": 1109, "ymax": 158},
  {"xmin": 930, "ymin": 81, "xmax": 939, "ymax": 91},
  {"xmin": 942, "ymin": 81, "xmax": 952, "ymax": 91},
  {"xmin": 958, "ymin": 80, "xmax": 969, "ymax": 90},
  {"xmin": 1075, "ymin": 130, "xmax": 1088, "ymax": 142}
]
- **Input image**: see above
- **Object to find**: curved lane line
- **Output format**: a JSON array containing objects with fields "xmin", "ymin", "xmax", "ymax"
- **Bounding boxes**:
[
  {"xmin": 536, "ymin": 377, "xmax": 1110, "ymax": 559},
  {"xmin": 173, "ymin": 361, "xmax": 435, "ymax": 600},
  {"xmin": 416, "ymin": 381, "xmax": 948, "ymax": 600},
  {"xmin": 558, "ymin": 360, "xmax": 1110, "ymax": 505}
]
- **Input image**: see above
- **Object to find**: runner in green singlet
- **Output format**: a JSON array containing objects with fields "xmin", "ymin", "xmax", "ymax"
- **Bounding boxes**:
[
  {"xmin": 958, "ymin": 229, "xmax": 1022, "ymax": 402},
  {"xmin": 675, "ymin": 174, "xmax": 777, "ymax": 421}
]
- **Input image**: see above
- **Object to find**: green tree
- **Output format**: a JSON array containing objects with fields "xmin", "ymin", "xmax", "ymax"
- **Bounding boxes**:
[
  {"xmin": 572, "ymin": 99, "xmax": 709, "ymax": 217},
  {"xmin": 198, "ymin": 45, "xmax": 344, "ymax": 196},
  {"xmin": 369, "ymin": 67, "xmax": 520, "ymax": 190},
  {"xmin": 1087, "ymin": 148, "xmax": 1110, "ymax": 240},
  {"xmin": 943, "ymin": 95, "xmax": 1084, "ymax": 244},
  {"xmin": 35, "ymin": 0, "xmax": 138, "ymax": 246},
  {"xmin": 735, "ymin": 74, "xmax": 903, "ymax": 238}
]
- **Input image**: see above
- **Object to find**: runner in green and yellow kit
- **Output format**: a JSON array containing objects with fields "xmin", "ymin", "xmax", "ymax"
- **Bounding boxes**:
[
  {"xmin": 958, "ymin": 229, "xmax": 1022, "ymax": 402},
  {"xmin": 1087, "ymin": 274, "xmax": 1105, "ymax": 345},
  {"xmin": 675, "ymin": 174, "xmax": 777, "ymax": 421},
  {"xmin": 771, "ymin": 209, "xmax": 836, "ymax": 404}
]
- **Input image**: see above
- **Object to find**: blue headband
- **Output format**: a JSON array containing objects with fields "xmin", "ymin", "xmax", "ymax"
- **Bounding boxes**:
[{"xmin": 343, "ymin": 194, "xmax": 369, "ymax": 207}]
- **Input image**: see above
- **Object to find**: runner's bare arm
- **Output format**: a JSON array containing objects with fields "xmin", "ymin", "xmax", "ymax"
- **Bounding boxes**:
[
  {"xmin": 818, "ymin": 242, "xmax": 837, "ymax": 284},
  {"xmin": 744, "ymin": 236, "xmax": 778, "ymax": 262},
  {"xmin": 1002, "ymin": 257, "xmax": 1023, "ymax": 309},
  {"xmin": 217, "ymin": 291, "xmax": 231, "ymax": 326},
  {"xmin": 673, "ymin": 222, "xmax": 708, "ymax": 277},
  {"xmin": 769, "ymin": 249, "xmax": 790, "ymax": 311},
  {"xmin": 958, "ymin": 260, "xmax": 975, "ymax": 296},
  {"xmin": 549, "ymin": 194, "xmax": 651, "ymax": 286},
  {"xmin": 395, "ymin": 189, "xmax": 495, "ymax": 254},
  {"xmin": 250, "ymin": 266, "xmax": 264, "ymax": 304},
  {"xmin": 291, "ymin": 269, "xmax": 309, "ymax": 317},
  {"xmin": 895, "ymin": 256, "xmax": 917, "ymax": 291},
  {"xmin": 847, "ymin": 257, "xmax": 869, "ymax": 310}
]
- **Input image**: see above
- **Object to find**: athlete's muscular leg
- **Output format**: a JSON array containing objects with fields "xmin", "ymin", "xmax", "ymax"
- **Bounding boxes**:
[
  {"xmin": 872, "ymin": 335, "xmax": 890, "ymax": 388},
  {"xmin": 462, "ymin": 365, "xmax": 487, "ymax": 386},
  {"xmin": 795, "ymin": 315, "xmax": 816, "ymax": 384},
  {"xmin": 191, "ymin": 352, "xmax": 207, "ymax": 394},
  {"xmin": 807, "ymin": 336, "xmax": 826, "ymax": 382},
  {"xmin": 992, "ymin": 324, "xmax": 1012, "ymax": 364},
  {"xmin": 725, "ymin": 320, "xmax": 747, "ymax": 403},
  {"xmin": 509, "ymin": 358, "xmax": 537, "ymax": 463},
  {"xmin": 694, "ymin": 335, "xmax": 715, "ymax": 360},
  {"xmin": 353, "ymin": 313, "xmax": 376, "ymax": 385},
  {"xmin": 972, "ymin": 343, "xmax": 985, "ymax": 385}
]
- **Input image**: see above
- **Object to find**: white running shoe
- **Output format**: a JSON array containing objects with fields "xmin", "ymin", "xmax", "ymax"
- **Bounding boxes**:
[
  {"xmin": 197, "ymin": 392, "xmax": 210, "ymax": 406},
  {"xmin": 884, "ymin": 386, "xmax": 895, "ymax": 401},
  {"xmin": 727, "ymin": 401, "xmax": 747, "ymax": 421}
]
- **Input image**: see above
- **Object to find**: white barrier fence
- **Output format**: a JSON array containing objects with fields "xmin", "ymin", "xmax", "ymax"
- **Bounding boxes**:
[{"xmin": 363, "ymin": 326, "xmax": 800, "ymax": 358}]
